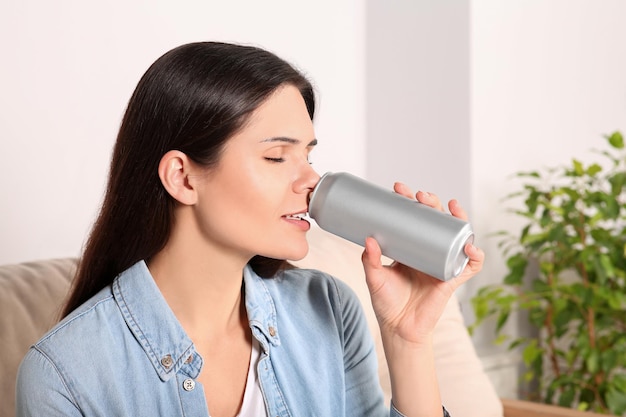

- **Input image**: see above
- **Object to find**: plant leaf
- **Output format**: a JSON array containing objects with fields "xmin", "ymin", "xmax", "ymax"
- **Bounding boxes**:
[
  {"xmin": 585, "ymin": 350, "xmax": 599, "ymax": 374},
  {"xmin": 607, "ymin": 131, "xmax": 624, "ymax": 149},
  {"xmin": 522, "ymin": 340, "xmax": 541, "ymax": 366},
  {"xmin": 504, "ymin": 253, "xmax": 528, "ymax": 285},
  {"xmin": 558, "ymin": 386, "xmax": 576, "ymax": 408},
  {"xmin": 606, "ymin": 386, "xmax": 626, "ymax": 415},
  {"xmin": 496, "ymin": 309, "xmax": 510, "ymax": 333},
  {"xmin": 609, "ymin": 172, "xmax": 626, "ymax": 195},
  {"xmin": 572, "ymin": 159, "xmax": 584, "ymax": 176},
  {"xmin": 586, "ymin": 163, "xmax": 602, "ymax": 176}
]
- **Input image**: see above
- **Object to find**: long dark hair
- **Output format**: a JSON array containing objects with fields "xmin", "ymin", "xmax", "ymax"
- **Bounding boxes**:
[{"xmin": 62, "ymin": 42, "xmax": 315, "ymax": 317}]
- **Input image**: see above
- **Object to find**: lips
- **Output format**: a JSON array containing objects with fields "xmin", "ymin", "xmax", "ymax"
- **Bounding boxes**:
[{"xmin": 282, "ymin": 210, "xmax": 311, "ymax": 231}]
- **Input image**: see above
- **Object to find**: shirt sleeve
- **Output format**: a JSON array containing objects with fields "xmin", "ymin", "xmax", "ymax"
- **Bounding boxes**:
[
  {"xmin": 333, "ymin": 277, "xmax": 388, "ymax": 416},
  {"xmin": 16, "ymin": 348, "xmax": 82, "ymax": 417},
  {"xmin": 335, "ymin": 278, "xmax": 451, "ymax": 417}
]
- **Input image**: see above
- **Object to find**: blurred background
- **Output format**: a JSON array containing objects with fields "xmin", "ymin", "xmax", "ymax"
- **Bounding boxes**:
[{"xmin": 1, "ymin": 0, "xmax": 625, "ymax": 400}]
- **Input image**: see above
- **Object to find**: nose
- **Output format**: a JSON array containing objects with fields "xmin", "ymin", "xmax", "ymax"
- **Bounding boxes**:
[{"xmin": 295, "ymin": 162, "xmax": 320, "ymax": 195}]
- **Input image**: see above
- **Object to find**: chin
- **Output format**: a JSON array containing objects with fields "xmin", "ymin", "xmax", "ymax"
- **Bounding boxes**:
[
  {"xmin": 266, "ymin": 241, "xmax": 309, "ymax": 262},
  {"xmin": 285, "ymin": 250, "xmax": 308, "ymax": 262}
]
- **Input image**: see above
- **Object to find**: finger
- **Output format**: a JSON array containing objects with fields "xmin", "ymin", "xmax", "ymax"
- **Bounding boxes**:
[
  {"xmin": 361, "ymin": 236, "xmax": 383, "ymax": 270},
  {"xmin": 452, "ymin": 243, "xmax": 485, "ymax": 286},
  {"xmin": 465, "ymin": 242, "xmax": 485, "ymax": 265},
  {"xmin": 361, "ymin": 237, "xmax": 386, "ymax": 292},
  {"xmin": 393, "ymin": 182, "xmax": 414, "ymax": 199},
  {"xmin": 416, "ymin": 190, "xmax": 444, "ymax": 211},
  {"xmin": 448, "ymin": 199, "xmax": 469, "ymax": 221}
]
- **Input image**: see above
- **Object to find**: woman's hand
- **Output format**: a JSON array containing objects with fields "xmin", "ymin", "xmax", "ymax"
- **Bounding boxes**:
[{"xmin": 361, "ymin": 182, "xmax": 484, "ymax": 345}]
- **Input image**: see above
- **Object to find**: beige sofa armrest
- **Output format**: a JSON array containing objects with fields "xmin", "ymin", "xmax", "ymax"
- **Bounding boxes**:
[
  {"xmin": 0, "ymin": 257, "xmax": 77, "ymax": 417},
  {"xmin": 502, "ymin": 399, "xmax": 616, "ymax": 417}
]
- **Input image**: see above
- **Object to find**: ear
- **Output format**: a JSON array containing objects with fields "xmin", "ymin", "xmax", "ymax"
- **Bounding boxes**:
[{"xmin": 158, "ymin": 150, "xmax": 197, "ymax": 205}]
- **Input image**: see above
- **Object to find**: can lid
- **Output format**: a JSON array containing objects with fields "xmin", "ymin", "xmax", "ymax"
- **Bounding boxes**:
[{"xmin": 445, "ymin": 228, "xmax": 474, "ymax": 279}]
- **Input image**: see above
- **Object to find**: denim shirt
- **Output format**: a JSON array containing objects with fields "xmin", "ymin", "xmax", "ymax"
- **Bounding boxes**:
[{"xmin": 16, "ymin": 261, "xmax": 417, "ymax": 417}]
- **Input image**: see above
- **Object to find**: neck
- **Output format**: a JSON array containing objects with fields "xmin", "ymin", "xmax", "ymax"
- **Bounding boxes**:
[{"xmin": 147, "ymin": 214, "xmax": 251, "ymax": 341}]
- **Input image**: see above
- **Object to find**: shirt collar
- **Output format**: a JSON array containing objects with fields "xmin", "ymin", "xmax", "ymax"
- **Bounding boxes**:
[
  {"xmin": 111, "ymin": 261, "xmax": 281, "ymax": 382},
  {"xmin": 112, "ymin": 261, "xmax": 201, "ymax": 381},
  {"xmin": 243, "ymin": 264, "xmax": 281, "ymax": 347}
]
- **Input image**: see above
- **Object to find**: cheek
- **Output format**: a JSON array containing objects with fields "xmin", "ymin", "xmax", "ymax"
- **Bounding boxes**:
[
  {"xmin": 232, "ymin": 164, "xmax": 293, "ymax": 211},
  {"xmin": 229, "ymin": 175, "xmax": 282, "ymax": 215},
  {"xmin": 209, "ymin": 157, "xmax": 265, "ymax": 205},
  {"xmin": 204, "ymin": 151, "xmax": 296, "ymax": 225},
  {"xmin": 205, "ymin": 175, "xmax": 282, "ymax": 227}
]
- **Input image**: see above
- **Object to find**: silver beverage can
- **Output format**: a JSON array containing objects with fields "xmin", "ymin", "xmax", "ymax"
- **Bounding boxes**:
[{"xmin": 308, "ymin": 172, "xmax": 474, "ymax": 281}]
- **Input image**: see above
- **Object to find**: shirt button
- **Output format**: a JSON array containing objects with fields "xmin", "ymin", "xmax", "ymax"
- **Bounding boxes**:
[
  {"xmin": 161, "ymin": 355, "xmax": 173, "ymax": 369},
  {"xmin": 184, "ymin": 354, "xmax": 193, "ymax": 364},
  {"xmin": 268, "ymin": 326, "xmax": 276, "ymax": 337},
  {"xmin": 183, "ymin": 378, "xmax": 196, "ymax": 391}
]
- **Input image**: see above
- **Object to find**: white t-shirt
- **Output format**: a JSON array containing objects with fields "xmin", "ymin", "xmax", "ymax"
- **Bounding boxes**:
[{"xmin": 237, "ymin": 338, "xmax": 267, "ymax": 417}]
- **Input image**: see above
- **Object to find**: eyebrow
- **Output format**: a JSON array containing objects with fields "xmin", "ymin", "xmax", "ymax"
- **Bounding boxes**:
[{"xmin": 260, "ymin": 137, "xmax": 318, "ymax": 147}]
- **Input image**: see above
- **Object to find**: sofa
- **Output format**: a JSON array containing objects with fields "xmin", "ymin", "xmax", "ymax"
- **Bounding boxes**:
[{"xmin": 0, "ymin": 226, "xmax": 614, "ymax": 417}]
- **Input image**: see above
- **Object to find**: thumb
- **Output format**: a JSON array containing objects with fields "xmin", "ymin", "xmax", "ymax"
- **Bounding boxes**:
[{"xmin": 361, "ymin": 237, "xmax": 385, "ymax": 291}]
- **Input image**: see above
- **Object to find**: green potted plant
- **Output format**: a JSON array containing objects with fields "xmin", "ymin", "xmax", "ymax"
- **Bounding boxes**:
[{"xmin": 470, "ymin": 131, "xmax": 626, "ymax": 415}]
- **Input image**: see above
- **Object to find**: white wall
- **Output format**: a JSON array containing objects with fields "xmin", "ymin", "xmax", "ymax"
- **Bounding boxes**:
[
  {"xmin": 469, "ymin": 0, "xmax": 626, "ymax": 398},
  {"xmin": 365, "ymin": 1, "xmax": 471, "ymax": 208},
  {"xmin": 0, "ymin": 0, "xmax": 366, "ymax": 264}
]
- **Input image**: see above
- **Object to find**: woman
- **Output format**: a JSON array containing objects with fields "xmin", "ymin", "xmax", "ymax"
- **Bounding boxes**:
[{"xmin": 16, "ymin": 41, "xmax": 483, "ymax": 417}]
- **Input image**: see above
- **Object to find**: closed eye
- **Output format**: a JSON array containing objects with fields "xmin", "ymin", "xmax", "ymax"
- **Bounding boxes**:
[
  {"xmin": 261, "ymin": 137, "xmax": 317, "ymax": 164},
  {"xmin": 264, "ymin": 157, "xmax": 285, "ymax": 163}
]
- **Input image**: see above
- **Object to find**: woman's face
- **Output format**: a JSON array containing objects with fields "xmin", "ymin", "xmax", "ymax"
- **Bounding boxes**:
[{"xmin": 192, "ymin": 84, "xmax": 319, "ymax": 262}]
